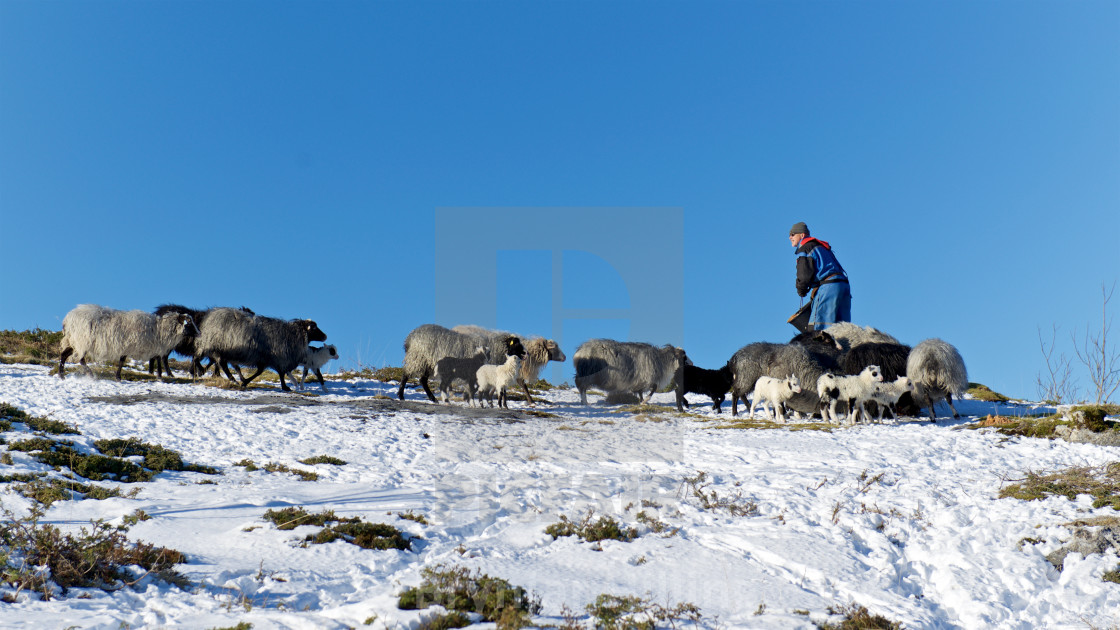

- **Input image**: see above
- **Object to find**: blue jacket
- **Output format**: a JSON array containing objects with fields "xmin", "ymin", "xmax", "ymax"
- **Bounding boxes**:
[{"xmin": 795, "ymin": 237, "xmax": 848, "ymax": 298}]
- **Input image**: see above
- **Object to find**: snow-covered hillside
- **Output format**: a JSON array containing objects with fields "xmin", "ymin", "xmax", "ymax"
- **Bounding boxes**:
[{"xmin": 0, "ymin": 362, "xmax": 1118, "ymax": 629}]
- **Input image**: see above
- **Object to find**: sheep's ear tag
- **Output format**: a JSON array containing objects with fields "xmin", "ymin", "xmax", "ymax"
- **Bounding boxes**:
[{"xmin": 508, "ymin": 339, "xmax": 514, "ymax": 347}]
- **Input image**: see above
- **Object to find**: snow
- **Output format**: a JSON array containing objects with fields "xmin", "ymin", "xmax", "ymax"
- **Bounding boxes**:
[{"xmin": 1, "ymin": 362, "xmax": 1118, "ymax": 629}]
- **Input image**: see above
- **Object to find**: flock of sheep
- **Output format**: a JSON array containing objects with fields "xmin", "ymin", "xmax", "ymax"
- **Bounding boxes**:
[{"xmin": 53, "ymin": 303, "xmax": 968, "ymax": 422}]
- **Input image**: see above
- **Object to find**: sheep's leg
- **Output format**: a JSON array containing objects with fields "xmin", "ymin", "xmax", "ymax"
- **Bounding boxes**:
[
  {"xmin": 240, "ymin": 366, "xmax": 265, "ymax": 388},
  {"xmin": 946, "ymin": 393, "xmax": 960, "ymax": 419},
  {"xmin": 925, "ymin": 393, "xmax": 937, "ymax": 422},
  {"xmin": 115, "ymin": 356, "xmax": 126, "ymax": 381},
  {"xmin": 217, "ymin": 358, "xmax": 237, "ymax": 383},
  {"xmin": 419, "ymin": 375, "xmax": 438, "ymax": 402},
  {"xmin": 579, "ymin": 387, "xmax": 589, "ymax": 406},
  {"xmin": 397, "ymin": 376, "xmax": 408, "ymax": 400},
  {"xmin": 148, "ymin": 358, "xmax": 158, "ymax": 376},
  {"xmin": 58, "ymin": 347, "xmax": 73, "ymax": 378},
  {"xmin": 315, "ymin": 368, "xmax": 327, "ymax": 392},
  {"xmin": 161, "ymin": 353, "xmax": 175, "ymax": 378},
  {"xmin": 80, "ymin": 357, "xmax": 96, "ymax": 378},
  {"xmin": 277, "ymin": 370, "xmax": 292, "ymax": 392},
  {"xmin": 520, "ymin": 379, "xmax": 536, "ymax": 406}
]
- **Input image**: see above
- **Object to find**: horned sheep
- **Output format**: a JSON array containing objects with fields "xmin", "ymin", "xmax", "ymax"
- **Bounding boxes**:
[
  {"xmin": 573, "ymin": 339, "xmax": 689, "ymax": 407},
  {"xmin": 58, "ymin": 304, "xmax": 198, "ymax": 381}
]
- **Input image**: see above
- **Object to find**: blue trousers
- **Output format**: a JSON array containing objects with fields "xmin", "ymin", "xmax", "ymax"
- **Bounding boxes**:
[{"xmin": 809, "ymin": 282, "xmax": 851, "ymax": 330}]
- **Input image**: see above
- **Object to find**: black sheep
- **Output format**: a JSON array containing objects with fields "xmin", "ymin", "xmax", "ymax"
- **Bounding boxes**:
[{"xmin": 677, "ymin": 364, "xmax": 734, "ymax": 413}]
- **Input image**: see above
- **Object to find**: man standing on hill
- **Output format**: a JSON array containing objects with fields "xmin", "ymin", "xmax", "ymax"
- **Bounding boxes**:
[{"xmin": 789, "ymin": 222, "xmax": 851, "ymax": 330}]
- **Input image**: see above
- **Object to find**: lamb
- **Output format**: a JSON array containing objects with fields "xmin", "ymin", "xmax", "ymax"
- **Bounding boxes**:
[
  {"xmin": 866, "ymin": 376, "xmax": 917, "ymax": 422},
  {"xmin": 452, "ymin": 325, "xmax": 566, "ymax": 405},
  {"xmin": 295, "ymin": 344, "xmax": 339, "ymax": 392},
  {"xmin": 727, "ymin": 342, "xmax": 828, "ymax": 417},
  {"xmin": 58, "ymin": 304, "xmax": 198, "ymax": 381},
  {"xmin": 906, "ymin": 338, "xmax": 968, "ymax": 421},
  {"xmin": 573, "ymin": 339, "xmax": 689, "ymax": 407},
  {"xmin": 750, "ymin": 374, "xmax": 802, "ymax": 423},
  {"xmin": 815, "ymin": 365, "xmax": 884, "ymax": 423},
  {"xmin": 434, "ymin": 346, "xmax": 488, "ymax": 404},
  {"xmin": 192, "ymin": 307, "xmax": 327, "ymax": 392},
  {"xmin": 677, "ymin": 364, "xmax": 733, "ymax": 413},
  {"xmin": 398, "ymin": 324, "xmax": 524, "ymax": 402},
  {"xmin": 839, "ymin": 341, "xmax": 918, "ymax": 416},
  {"xmin": 823, "ymin": 322, "xmax": 901, "ymax": 353},
  {"xmin": 476, "ymin": 353, "xmax": 523, "ymax": 409}
]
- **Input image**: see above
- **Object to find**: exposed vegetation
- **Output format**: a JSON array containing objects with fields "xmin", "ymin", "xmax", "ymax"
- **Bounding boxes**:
[
  {"xmin": 298, "ymin": 455, "xmax": 347, "ymax": 466},
  {"xmin": 263, "ymin": 507, "xmax": 413, "ymax": 551},
  {"xmin": 967, "ymin": 382, "xmax": 1010, "ymax": 403},
  {"xmin": 398, "ymin": 564, "xmax": 541, "ymax": 629},
  {"xmin": 0, "ymin": 503, "xmax": 187, "ymax": 600},
  {"xmin": 235, "ymin": 459, "xmax": 318, "ymax": 481},
  {"xmin": 999, "ymin": 463, "xmax": 1120, "ymax": 510},
  {"xmin": 0, "ymin": 328, "xmax": 62, "ymax": 366},
  {"xmin": 12, "ymin": 477, "xmax": 130, "ymax": 507},
  {"xmin": 584, "ymin": 593, "xmax": 702, "ymax": 630},
  {"xmin": 0, "ymin": 402, "xmax": 79, "ymax": 435},
  {"xmin": 815, "ymin": 603, "xmax": 903, "ymax": 630},
  {"xmin": 973, "ymin": 405, "xmax": 1120, "ymax": 440},
  {"xmin": 545, "ymin": 509, "xmax": 638, "ymax": 543},
  {"xmin": 680, "ymin": 471, "xmax": 760, "ymax": 517}
]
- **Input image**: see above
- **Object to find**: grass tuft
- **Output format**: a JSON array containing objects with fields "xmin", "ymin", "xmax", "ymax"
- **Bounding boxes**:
[
  {"xmin": 816, "ymin": 603, "xmax": 903, "ymax": 630},
  {"xmin": 398, "ymin": 564, "xmax": 541, "ymax": 628},
  {"xmin": 585, "ymin": 593, "xmax": 702, "ymax": 630},
  {"xmin": 967, "ymin": 382, "xmax": 1010, "ymax": 403},
  {"xmin": 263, "ymin": 507, "xmax": 413, "ymax": 550},
  {"xmin": 999, "ymin": 463, "xmax": 1120, "ymax": 510},
  {"xmin": 545, "ymin": 509, "xmax": 638, "ymax": 543},
  {"xmin": 298, "ymin": 455, "xmax": 347, "ymax": 466}
]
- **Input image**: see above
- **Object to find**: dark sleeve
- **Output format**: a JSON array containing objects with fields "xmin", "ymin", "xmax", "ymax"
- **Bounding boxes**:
[{"xmin": 795, "ymin": 254, "xmax": 815, "ymax": 297}]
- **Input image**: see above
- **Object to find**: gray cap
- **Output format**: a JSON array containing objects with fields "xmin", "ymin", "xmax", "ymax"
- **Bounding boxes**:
[{"xmin": 789, "ymin": 221, "xmax": 809, "ymax": 236}]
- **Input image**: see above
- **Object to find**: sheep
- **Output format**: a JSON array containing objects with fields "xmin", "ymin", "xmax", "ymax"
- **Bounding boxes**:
[
  {"xmin": 147, "ymin": 305, "xmax": 256, "ymax": 379},
  {"xmin": 838, "ymin": 340, "xmax": 918, "ymax": 416},
  {"xmin": 823, "ymin": 322, "xmax": 901, "ymax": 353},
  {"xmin": 677, "ymin": 364, "xmax": 733, "ymax": 413},
  {"xmin": 789, "ymin": 329, "xmax": 843, "ymax": 373},
  {"xmin": 816, "ymin": 365, "xmax": 884, "ymax": 423},
  {"xmin": 58, "ymin": 304, "xmax": 198, "ymax": 381},
  {"xmin": 476, "ymin": 354, "xmax": 522, "ymax": 409},
  {"xmin": 866, "ymin": 376, "xmax": 917, "ymax": 422},
  {"xmin": 452, "ymin": 325, "xmax": 566, "ymax": 405},
  {"xmin": 906, "ymin": 338, "xmax": 968, "ymax": 421},
  {"xmin": 750, "ymin": 374, "xmax": 802, "ymax": 422},
  {"xmin": 295, "ymin": 344, "xmax": 338, "ymax": 392},
  {"xmin": 573, "ymin": 339, "xmax": 689, "ymax": 406},
  {"xmin": 192, "ymin": 307, "xmax": 327, "ymax": 392},
  {"xmin": 727, "ymin": 342, "xmax": 828, "ymax": 417},
  {"xmin": 434, "ymin": 346, "xmax": 488, "ymax": 404},
  {"xmin": 398, "ymin": 324, "xmax": 524, "ymax": 402}
]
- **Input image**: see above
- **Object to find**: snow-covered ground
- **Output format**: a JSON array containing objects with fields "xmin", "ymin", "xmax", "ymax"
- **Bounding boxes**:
[{"xmin": 1, "ymin": 362, "xmax": 1118, "ymax": 629}]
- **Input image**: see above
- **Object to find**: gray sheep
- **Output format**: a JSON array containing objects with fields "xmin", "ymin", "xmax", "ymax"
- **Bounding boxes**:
[
  {"xmin": 728, "ymin": 342, "xmax": 827, "ymax": 417},
  {"xmin": 452, "ymin": 325, "xmax": 566, "ymax": 405},
  {"xmin": 823, "ymin": 322, "xmax": 901, "ymax": 353},
  {"xmin": 434, "ymin": 346, "xmax": 488, "ymax": 404},
  {"xmin": 906, "ymin": 338, "xmax": 969, "ymax": 421},
  {"xmin": 192, "ymin": 307, "xmax": 327, "ymax": 392},
  {"xmin": 573, "ymin": 339, "xmax": 689, "ymax": 406},
  {"xmin": 398, "ymin": 324, "xmax": 524, "ymax": 402},
  {"xmin": 58, "ymin": 304, "xmax": 198, "ymax": 381}
]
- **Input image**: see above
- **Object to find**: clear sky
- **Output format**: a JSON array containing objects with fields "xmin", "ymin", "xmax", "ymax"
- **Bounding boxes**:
[{"xmin": 1, "ymin": 0, "xmax": 1117, "ymax": 401}]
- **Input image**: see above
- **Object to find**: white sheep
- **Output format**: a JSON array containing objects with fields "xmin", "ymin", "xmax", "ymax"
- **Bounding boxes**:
[
  {"xmin": 476, "ymin": 354, "xmax": 522, "ymax": 409},
  {"xmin": 817, "ymin": 365, "xmax": 884, "ymax": 423},
  {"xmin": 294, "ymin": 344, "xmax": 339, "ymax": 392},
  {"xmin": 58, "ymin": 304, "xmax": 198, "ymax": 381},
  {"xmin": 750, "ymin": 374, "xmax": 802, "ymax": 422},
  {"xmin": 866, "ymin": 376, "xmax": 916, "ymax": 423}
]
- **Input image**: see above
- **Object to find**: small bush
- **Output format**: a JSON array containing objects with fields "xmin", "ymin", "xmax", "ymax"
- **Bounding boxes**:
[
  {"xmin": 545, "ymin": 509, "xmax": 638, "ymax": 543},
  {"xmin": 263, "ymin": 462, "xmax": 319, "ymax": 482},
  {"xmin": 263, "ymin": 507, "xmax": 350, "ymax": 530},
  {"xmin": 816, "ymin": 603, "xmax": 903, "ymax": 630},
  {"xmin": 398, "ymin": 510, "xmax": 429, "ymax": 525},
  {"xmin": 417, "ymin": 612, "xmax": 471, "ymax": 630},
  {"xmin": 680, "ymin": 471, "xmax": 760, "ymax": 517},
  {"xmin": 999, "ymin": 463, "xmax": 1120, "ymax": 510},
  {"xmin": 585, "ymin": 593, "xmax": 702, "ymax": 630},
  {"xmin": 298, "ymin": 455, "xmax": 347, "ymax": 466},
  {"xmin": 264, "ymin": 507, "xmax": 413, "ymax": 550},
  {"xmin": 398, "ymin": 564, "xmax": 541, "ymax": 627},
  {"xmin": 1103, "ymin": 566, "xmax": 1120, "ymax": 584},
  {"xmin": 0, "ymin": 329, "xmax": 63, "ymax": 365},
  {"xmin": 13, "ymin": 478, "xmax": 128, "ymax": 507},
  {"xmin": 94, "ymin": 438, "xmax": 219, "ymax": 475}
]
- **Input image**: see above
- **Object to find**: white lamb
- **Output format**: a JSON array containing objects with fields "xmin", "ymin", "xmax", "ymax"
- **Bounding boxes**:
[
  {"xmin": 866, "ymin": 376, "xmax": 916, "ymax": 423},
  {"xmin": 817, "ymin": 365, "xmax": 884, "ymax": 423},
  {"xmin": 750, "ymin": 374, "xmax": 802, "ymax": 423},
  {"xmin": 294, "ymin": 344, "xmax": 339, "ymax": 392},
  {"xmin": 476, "ymin": 354, "xmax": 522, "ymax": 409}
]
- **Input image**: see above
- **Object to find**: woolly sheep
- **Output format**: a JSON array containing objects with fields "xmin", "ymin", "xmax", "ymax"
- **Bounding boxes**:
[
  {"xmin": 295, "ymin": 344, "xmax": 338, "ymax": 392},
  {"xmin": 728, "ymin": 342, "xmax": 827, "ymax": 417},
  {"xmin": 452, "ymin": 325, "xmax": 566, "ymax": 405},
  {"xmin": 750, "ymin": 374, "xmax": 802, "ymax": 423},
  {"xmin": 476, "ymin": 353, "xmax": 522, "ymax": 409},
  {"xmin": 398, "ymin": 324, "xmax": 524, "ymax": 402},
  {"xmin": 866, "ymin": 376, "xmax": 916, "ymax": 422},
  {"xmin": 573, "ymin": 339, "xmax": 689, "ymax": 406},
  {"xmin": 789, "ymin": 329, "xmax": 843, "ymax": 371},
  {"xmin": 148, "ymin": 304, "xmax": 256, "ymax": 379},
  {"xmin": 823, "ymin": 322, "xmax": 901, "ymax": 353},
  {"xmin": 816, "ymin": 365, "xmax": 884, "ymax": 423},
  {"xmin": 434, "ymin": 346, "xmax": 488, "ymax": 404},
  {"xmin": 678, "ymin": 364, "xmax": 733, "ymax": 413},
  {"xmin": 58, "ymin": 304, "xmax": 198, "ymax": 381},
  {"xmin": 192, "ymin": 307, "xmax": 327, "ymax": 392},
  {"xmin": 907, "ymin": 338, "xmax": 968, "ymax": 421},
  {"xmin": 839, "ymin": 341, "xmax": 917, "ymax": 416}
]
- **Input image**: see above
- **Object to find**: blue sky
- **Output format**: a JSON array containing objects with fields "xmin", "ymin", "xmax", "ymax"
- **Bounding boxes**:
[{"xmin": 1, "ymin": 0, "xmax": 1117, "ymax": 400}]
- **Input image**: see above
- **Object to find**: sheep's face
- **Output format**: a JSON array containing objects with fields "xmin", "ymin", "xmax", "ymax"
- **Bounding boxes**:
[
  {"xmin": 503, "ymin": 336, "xmax": 526, "ymax": 358},
  {"xmin": 863, "ymin": 365, "xmax": 884, "ymax": 382},
  {"xmin": 173, "ymin": 313, "xmax": 199, "ymax": 338},
  {"xmin": 787, "ymin": 375, "xmax": 802, "ymax": 394},
  {"xmin": 303, "ymin": 320, "xmax": 327, "ymax": 342},
  {"xmin": 897, "ymin": 376, "xmax": 914, "ymax": 392},
  {"xmin": 326, "ymin": 344, "xmax": 339, "ymax": 360},
  {"xmin": 547, "ymin": 341, "xmax": 566, "ymax": 362}
]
